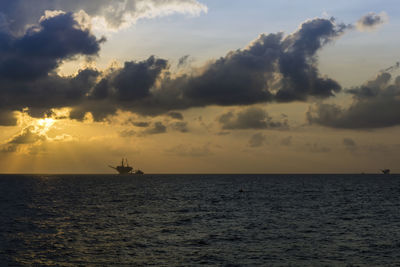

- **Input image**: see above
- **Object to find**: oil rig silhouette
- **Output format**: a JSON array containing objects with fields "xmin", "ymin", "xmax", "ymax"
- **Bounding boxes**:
[{"xmin": 109, "ymin": 158, "xmax": 144, "ymax": 175}]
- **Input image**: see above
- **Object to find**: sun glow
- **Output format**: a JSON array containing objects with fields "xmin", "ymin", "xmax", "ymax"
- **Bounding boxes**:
[{"xmin": 36, "ymin": 118, "xmax": 56, "ymax": 134}]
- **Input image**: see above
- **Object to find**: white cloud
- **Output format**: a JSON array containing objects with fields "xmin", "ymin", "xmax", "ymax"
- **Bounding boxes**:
[{"xmin": 2, "ymin": 0, "xmax": 208, "ymax": 34}]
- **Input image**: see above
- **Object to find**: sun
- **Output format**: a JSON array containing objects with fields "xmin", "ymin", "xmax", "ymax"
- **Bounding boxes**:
[{"xmin": 36, "ymin": 118, "xmax": 56, "ymax": 133}]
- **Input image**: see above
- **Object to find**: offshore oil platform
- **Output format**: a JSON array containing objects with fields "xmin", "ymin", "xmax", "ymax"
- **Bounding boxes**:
[{"xmin": 109, "ymin": 158, "xmax": 144, "ymax": 175}]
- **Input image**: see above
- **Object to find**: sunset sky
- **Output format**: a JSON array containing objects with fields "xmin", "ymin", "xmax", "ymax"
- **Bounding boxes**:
[{"xmin": 0, "ymin": 0, "xmax": 399, "ymax": 173}]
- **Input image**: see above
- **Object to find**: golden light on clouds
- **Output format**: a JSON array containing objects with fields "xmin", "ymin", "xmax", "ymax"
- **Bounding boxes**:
[{"xmin": 36, "ymin": 118, "xmax": 56, "ymax": 133}]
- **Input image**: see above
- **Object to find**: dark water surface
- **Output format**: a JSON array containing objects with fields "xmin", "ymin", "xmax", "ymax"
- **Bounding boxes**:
[{"xmin": 1, "ymin": 174, "xmax": 400, "ymax": 266}]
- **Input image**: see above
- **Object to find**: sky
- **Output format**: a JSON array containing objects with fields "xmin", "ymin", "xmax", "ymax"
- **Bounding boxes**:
[{"xmin": 0, "ymin": 0, "xmax": 399, "ymax": 174}]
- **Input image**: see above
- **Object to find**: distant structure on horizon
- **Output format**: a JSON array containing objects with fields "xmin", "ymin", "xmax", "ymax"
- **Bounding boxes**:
[
  {"xmin": 109, "ymin": 158, "xmax": 144, "ymax": 175},
  {"xmin": 381, "ymin": 169, "xmax": 390, "ymax": 175}
]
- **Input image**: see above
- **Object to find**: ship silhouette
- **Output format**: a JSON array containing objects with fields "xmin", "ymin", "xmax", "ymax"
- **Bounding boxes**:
[
  {"xmin": 381, "ymin": 169, "xmax": 390, "ymax": 175},
  {"xmin": 109, "ymin": 158, "xmax": 144, "ymax": 175}
]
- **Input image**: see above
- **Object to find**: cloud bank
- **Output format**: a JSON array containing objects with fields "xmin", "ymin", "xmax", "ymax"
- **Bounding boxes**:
[
  {"xmin": 307, "ymin": 71, "xmax": 400, "ymax": 129},
  {"xmin": 70, "ymin": 16, "xmax": 346, "ymax": 120},
  {"xmin": 0, "ymin": 9, "xmax": 388, "ymax": 128}
]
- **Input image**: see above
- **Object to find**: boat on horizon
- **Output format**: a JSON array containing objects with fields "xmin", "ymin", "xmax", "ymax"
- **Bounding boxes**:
[
  {"xmin": 381, "ymin": 169, "xmax": 390, "ymax": 175},
  {"xmin": 109, "ymin": 158, "xmax": 144, "ymax": 175}
]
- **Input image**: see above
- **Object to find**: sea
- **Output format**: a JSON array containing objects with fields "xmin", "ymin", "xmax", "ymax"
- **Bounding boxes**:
[{"xmin": 1, "ymin": 174, "xmax": 400, "ymax": 266}]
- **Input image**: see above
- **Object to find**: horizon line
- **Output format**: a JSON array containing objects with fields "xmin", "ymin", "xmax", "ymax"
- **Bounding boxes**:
[{"xmin": 0, "ymin": 172, "xmax": 395, "ymax": 175}]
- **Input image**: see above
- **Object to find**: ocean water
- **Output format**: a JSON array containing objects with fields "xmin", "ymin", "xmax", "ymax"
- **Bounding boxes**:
[{"xmin": 1, "ymin": 174, "xmax": 400, "ymax": 266}]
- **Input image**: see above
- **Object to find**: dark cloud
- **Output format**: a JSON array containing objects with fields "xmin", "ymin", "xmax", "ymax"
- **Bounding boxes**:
[
  {"xmin": 143, "ymin": 122, "xmax": 167, "ymax": 135},
  {"xmin": 171, "ymin": 122, "xmax": 189, "ymax": 133},
  {"xmin": 346, "ymin": 72, "xmax": 391, "ymax": 99},
  {"xmin": 343, "ymin": 138, "xmax": 357, "ymax": 152},
  {"xmin": 131, "ymin": 121, "xmax": 150, "ymax": 128},
  {"xmin": 0, "ymin": 12, "xmax": 103, "ymax": 81},
  {"xmin": 167, "ymin": 111, "xmax": 184, "ymax": 120},
  {"xmin": 218, "ymin": 107, "xmax": 288, "ymax": 130},
  {"xmin": 72, "ymin": 56, "xmax": 169, "ymax": 121},
  {"xmin": 114, "ymin": 58, "xmax": 167, "ymax": 101},
  {"xmin": 307, "ymin": 72, "xmax": 400, "ymax": 129},
  {"xmin": 69, "ymin": 100, "xmax": 117, "ymax": 122},
  {"xmin": 177, "ymin": 55, "xmax": 191, "ymax": 68},
  {"xmin": 181, "ymin": 33, "xmax": 278, "ymax": 106},
  {"xmin": 0, "ymin": 16, "xmax": 355, "ymax": 125},
  {"xmin": 90, "ymin": 17, "xmax": 346, "ymax": 117},
  {"xmin": 180, "ymin": 18, "xmax": 346, "ymax": 107},
  {"xmin": 275, "ymin": 18, "xmax": 345, "ymax": 101},
  {"xmin": 356, "ymin": 12, "xmax": 388, "ymax": 31},
  {"xmin": 90, "ymin": 56, "xmax": 167, "ymax": 102},
  {"xmin": 0, "ymin": 12, "xmax": 103, "ymax": 124},
  {"xmin": 248, "ymin": 133, "xmax": 266, "ymax": 148},
  {"xmin": 119, "ymin": 120, "xmax": 188, "ymax": 136},
  {"xmin": 0, "ymin": 68, "xmax": 101, "ymax": 122},
  {"xmin": 121, "ymin": 121, "xmax": 172, "ymax": 137},
  {"xmin": 61, "ymin": 56, "xmax": 167, "ymax": 121}
]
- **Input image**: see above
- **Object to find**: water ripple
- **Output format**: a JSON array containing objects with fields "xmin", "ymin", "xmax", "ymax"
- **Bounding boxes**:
[{"xmin": 0, "ymin": 174, "xmax": 400, "ymax": 265}]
